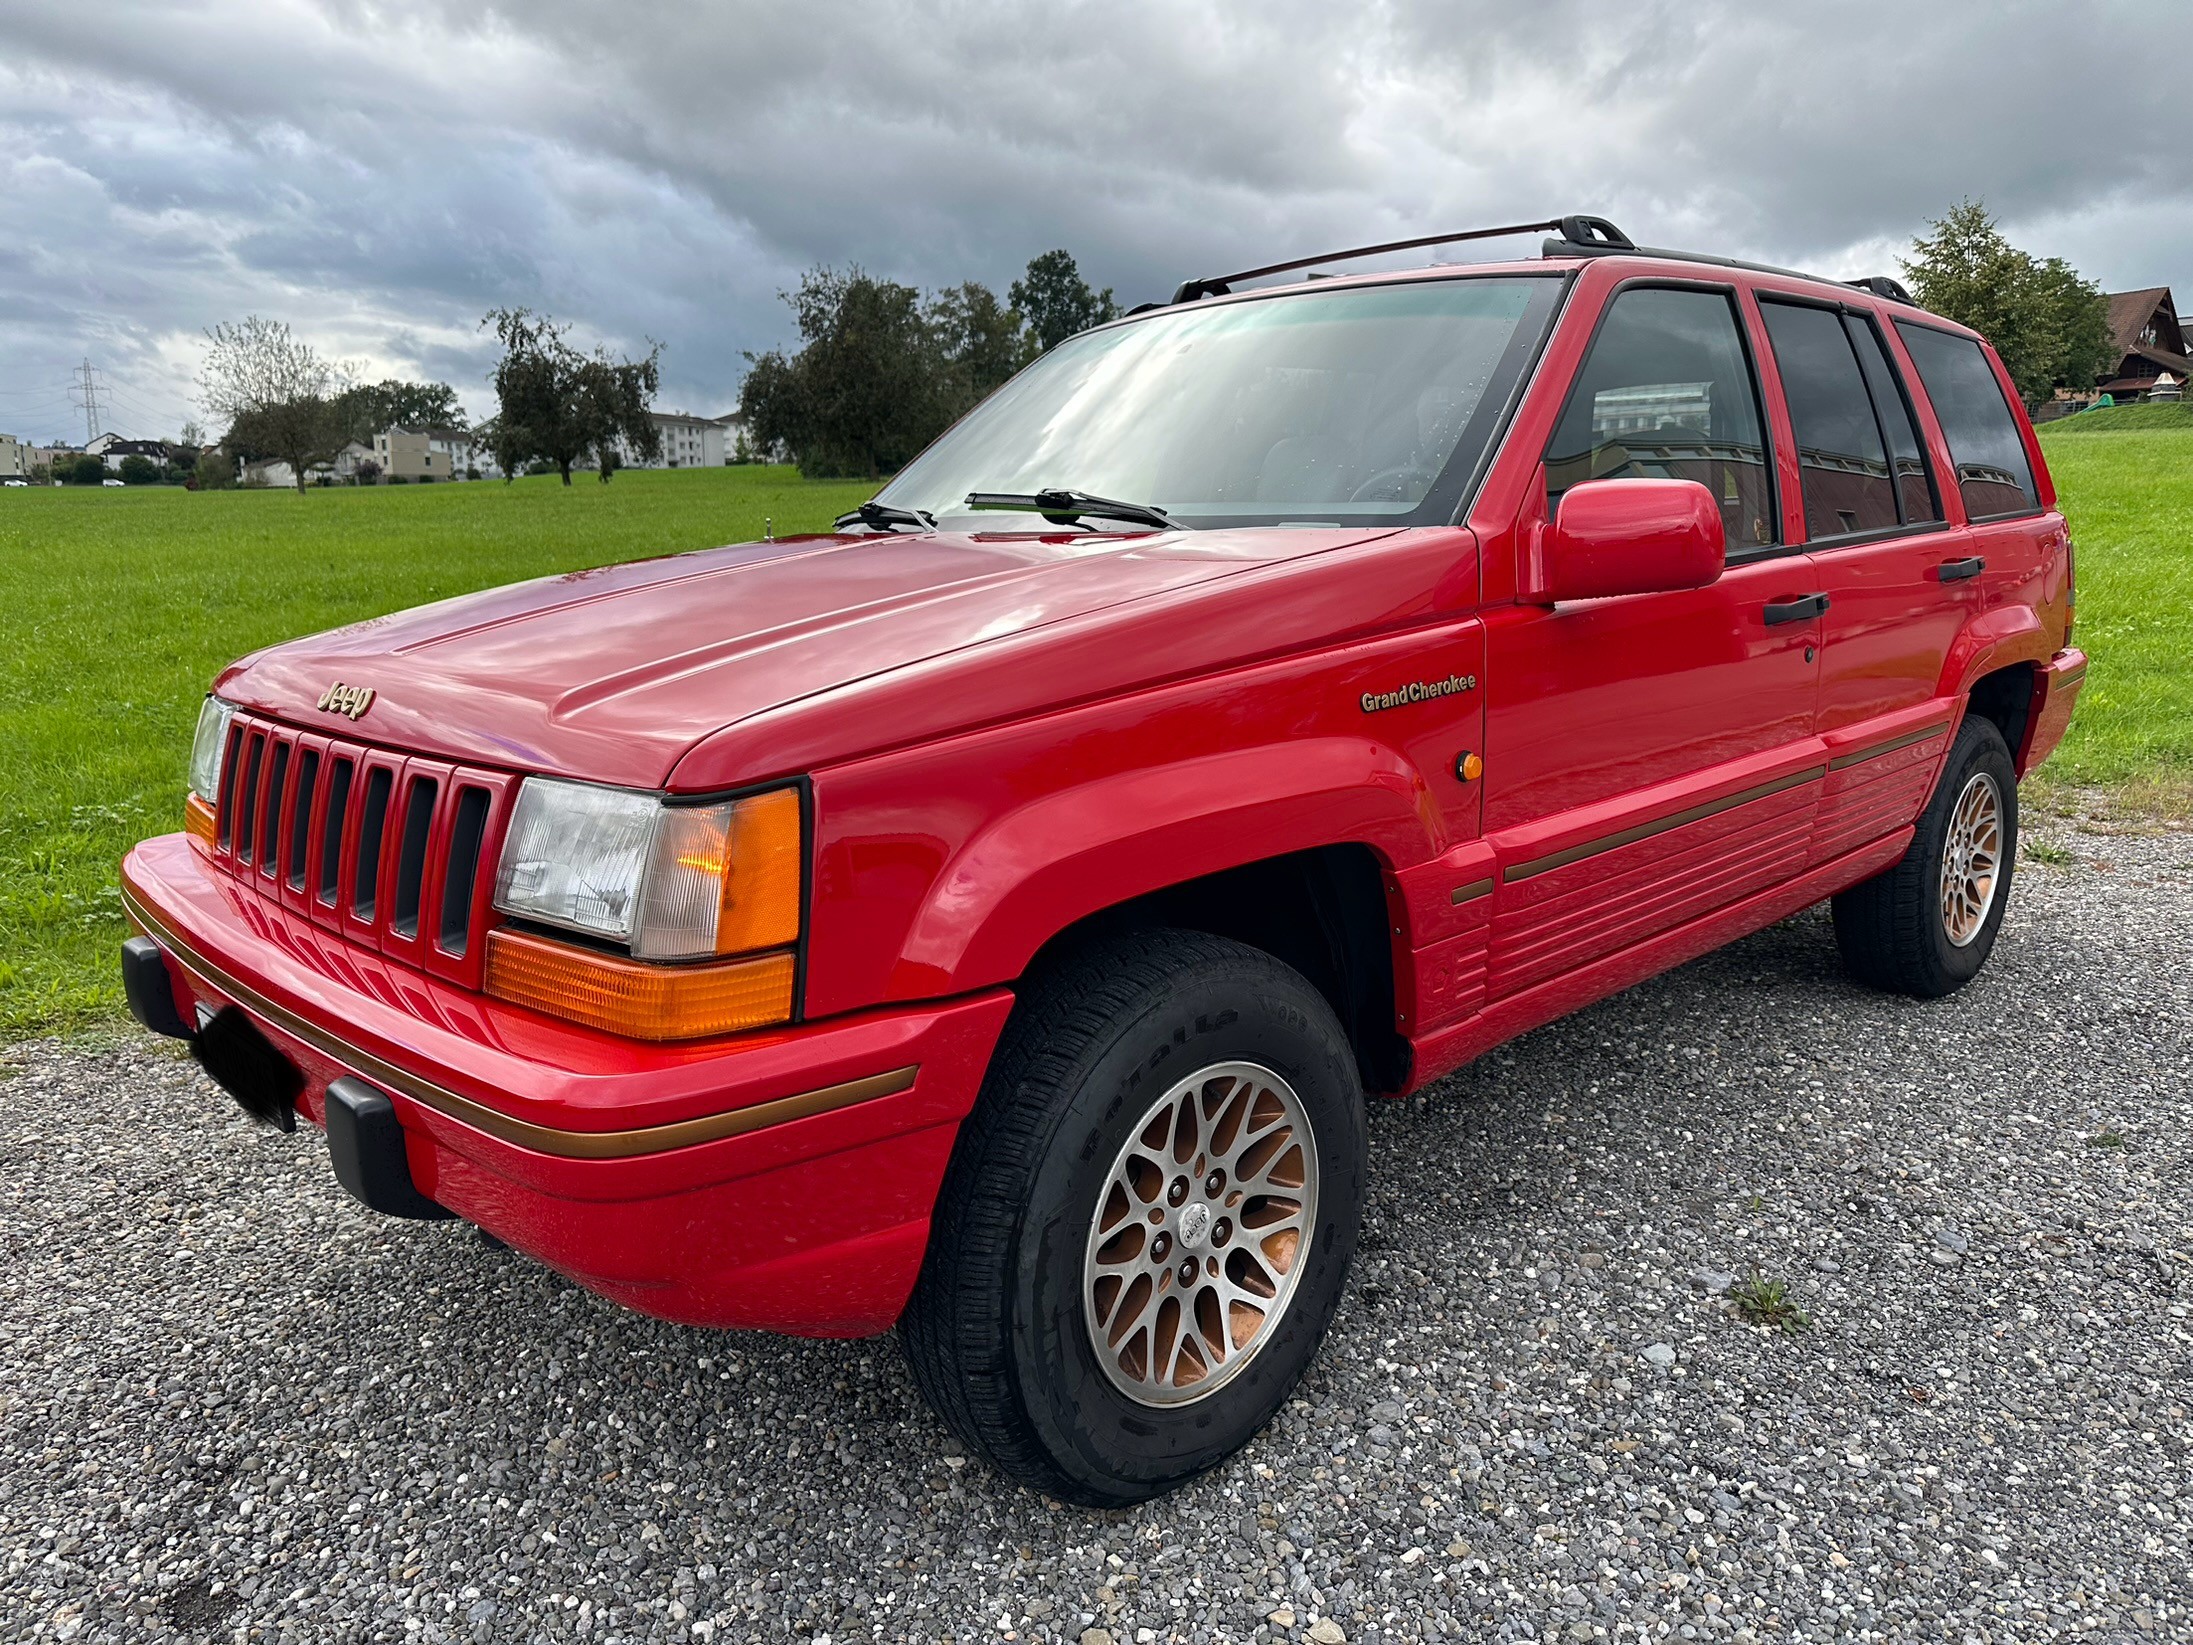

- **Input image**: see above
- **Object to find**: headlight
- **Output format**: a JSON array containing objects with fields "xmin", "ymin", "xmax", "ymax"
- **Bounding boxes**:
[
  {"xmin": 188, "ymin": 697, "xmax": 235, "ymax": 802},
  {"xmin": 492, "ymin": 778, "xmax": 803, "ymax": 961}
]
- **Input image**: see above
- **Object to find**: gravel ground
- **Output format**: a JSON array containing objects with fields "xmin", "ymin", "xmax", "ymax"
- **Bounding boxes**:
[{"xmin": 4, "ymin": 821, "xmax": 2189, "ymax": 1645}]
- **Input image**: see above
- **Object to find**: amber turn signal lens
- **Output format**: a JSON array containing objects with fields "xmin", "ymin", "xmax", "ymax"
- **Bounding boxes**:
[
  {"xmin": 184, "ymin": 792, "xmax": 218, "ymax": 850},
  {"xmin": 483, "ymin": 928, "xmax": 795, "ymax": 1040},
  {"xmin": 714, "ymin": 786, "xmax": 803, "ymax": 954}
]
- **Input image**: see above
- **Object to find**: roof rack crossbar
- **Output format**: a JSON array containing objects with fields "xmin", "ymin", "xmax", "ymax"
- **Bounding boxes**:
[{"xmin": 1170, "ymin": 214, "xmax": 1631, "ymax": 304}]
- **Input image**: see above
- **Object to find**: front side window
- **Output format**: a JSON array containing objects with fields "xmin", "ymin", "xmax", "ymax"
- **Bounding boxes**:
[
  {"xmin": 1544, "ymin": 286, "xmax": 1775, "ymax": 551},
  {"xmin": 1894, "ymin": 323, "xmax": 2038, "ymax": 519},
  {"xmin": 1760, "ymin": 300, "xmax": 1897, "ymax": 541},
  {"xmin": 874, "ymin": 276, "xmax": 1563, "ymax": 529}
]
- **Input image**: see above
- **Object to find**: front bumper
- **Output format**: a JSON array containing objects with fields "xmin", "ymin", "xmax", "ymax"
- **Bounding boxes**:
[{"xmin": 121, "ymin": 832, "xmax": 1013, "ymax": 1337}]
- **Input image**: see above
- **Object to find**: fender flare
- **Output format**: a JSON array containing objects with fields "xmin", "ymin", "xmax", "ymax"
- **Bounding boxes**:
[
  {"xmin": 890, "ymin": 737, "xmax": 1439, "ymax": 996},
  {"xmin": 1936, "ymin": 604, "xmax": 2052, "ymax": 702}
]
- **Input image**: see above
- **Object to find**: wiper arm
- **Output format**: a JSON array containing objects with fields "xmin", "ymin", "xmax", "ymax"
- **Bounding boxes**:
[
  {"xmin": 964, "ymin": 488, "xmax": 1179, "ymax": 531},
  {"xmin": 834, "ymin": 500, "xmax": 934, "ymax": 532}
]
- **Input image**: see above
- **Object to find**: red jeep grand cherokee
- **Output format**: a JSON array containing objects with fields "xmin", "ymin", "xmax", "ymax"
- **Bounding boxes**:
[{"xmin": 122, "ymin": 215, "xmax": 2083, "ymax": 1504}]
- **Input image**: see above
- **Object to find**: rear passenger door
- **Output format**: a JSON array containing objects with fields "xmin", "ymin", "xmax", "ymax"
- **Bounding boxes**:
[
  {"xmin": 1481, "ymin": 283, "xmax": 1825, "ymax": 1001},
  {"xmin": 1892, "ymin": 319, "xmax": 2059, "ymax": 663},
  {"xmin": 1754, "ymin": 298, "xmax": 1964, "ymax": 862}
]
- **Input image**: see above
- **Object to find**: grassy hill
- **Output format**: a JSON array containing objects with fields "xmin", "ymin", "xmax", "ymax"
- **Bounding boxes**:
[
  {"xmin": 2036, "ymin": 401, "xmax": 2193, "ymax": 436},
  {"xmin": 0, "ymin": 467, "xmax": 870, "ymax": 1035}
]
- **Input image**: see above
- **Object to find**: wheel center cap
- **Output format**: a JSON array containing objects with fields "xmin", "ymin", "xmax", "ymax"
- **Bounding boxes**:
[{"xmin": 1177, "ymin": 1202, "xmax": 1213, "ymax": 1249}]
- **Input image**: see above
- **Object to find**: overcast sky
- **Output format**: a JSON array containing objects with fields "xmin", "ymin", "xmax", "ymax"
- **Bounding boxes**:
[{"xmin": 3, "ymin": 0, "xmax": 2184, "ymax": 445}]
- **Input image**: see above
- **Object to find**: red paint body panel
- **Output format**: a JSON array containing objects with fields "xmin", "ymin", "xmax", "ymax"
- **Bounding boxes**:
[
  {"xmin": 123, "ymin": 833, "xmax": 1011, "ymax": 1334},
  {"xmin": 125, "ymin": 247, "xmax": 2081, "ymax": 1342}
]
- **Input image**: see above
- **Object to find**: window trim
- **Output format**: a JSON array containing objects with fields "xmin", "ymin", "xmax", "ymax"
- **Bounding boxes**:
[
  {"xmin": 1841, "ymin": 308, "xmax": 1946, "ymax": 530},
  {"xmin": 1539, "ymin": 275, "xmax": 1790, "ymax": 564},
  {"xmin": 1755, "ymin": 291, "xmax": 1942, "ymax": 548},
  {"xmin": 1890, "ymin": 317, "xmax": 2046, "ymax": 525}
]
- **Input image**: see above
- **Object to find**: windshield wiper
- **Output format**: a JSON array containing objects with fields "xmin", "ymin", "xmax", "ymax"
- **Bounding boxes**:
[
  {"xmin": 964, "ymin": 488, "xmax": 1179, "ymax": 531},
  {"xmin": 834, "ymin": 500, "xmax": 934, "ymax": 532}
]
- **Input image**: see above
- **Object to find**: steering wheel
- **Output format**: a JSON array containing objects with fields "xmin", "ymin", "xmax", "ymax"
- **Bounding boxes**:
[{"xmin": 1347, "ymin": 466, "xmax": 1431, "ymax": 504}]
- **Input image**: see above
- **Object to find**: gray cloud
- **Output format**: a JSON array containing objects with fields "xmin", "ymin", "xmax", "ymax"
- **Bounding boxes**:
[{"xmin": 3, "ymin": 0, "xmax": 2184, "ymax": 444}]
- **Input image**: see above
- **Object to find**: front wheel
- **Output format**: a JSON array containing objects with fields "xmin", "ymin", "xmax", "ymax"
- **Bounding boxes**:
[
  {"xmin": 900, "ymin": 929, "xmax": 1365, "ymax": 1505},
  {"xmin": 1832, "ymin": 712, "xmax": 2018, "ymax": 997}
]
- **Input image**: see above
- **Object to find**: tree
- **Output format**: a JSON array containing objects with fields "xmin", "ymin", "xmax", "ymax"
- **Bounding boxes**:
[
  {"xmin": 929, "ymin": 280, "xmax": 1035, "ymax": 418},
  {"xmin": 198, "ymin": 316, "xmax": 356, "ymax": 494},
  {"xmin": 480, "ymin": 309, "xmax": 662, "ymax": 485},
  {"xmin": 1901, "ymin": 202, "xmax": 2114, "ymax": 408},
  {"xmin": 118, "ymin": 453, "xmax": 160, "ymax": 485},
  {"xmin": 194, "ymin": 449, "xmax": 236, "ymax": 489},
  {"xmin": 177, "ymin": 419, "xmax": 205, "ymax": 449},
  {"xmin": 738, "ymin": 267, "xmax": 946, "ymax": 479},
  {"xmin": 1010, "ymin": 249, "xmax": 1118, "ymax": 353},
  {"xmin": 60, "ymin": 453, "xmax": 107, "ymax": 485},
  {"xmin": 341, "ymin": 378, "xmax": 465, "ymax": 435}
]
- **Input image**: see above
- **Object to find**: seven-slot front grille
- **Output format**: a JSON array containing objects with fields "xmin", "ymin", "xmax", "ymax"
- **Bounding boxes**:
[{"xmin": 209, "ymin": 710, "xmax": 517, "ymax": 989}]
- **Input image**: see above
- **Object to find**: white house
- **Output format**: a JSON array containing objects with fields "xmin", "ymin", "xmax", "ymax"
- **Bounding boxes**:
[
  {"xmin": 0, "ymin": 435, "xmax": 26, "ymax": 478},
  {"xmin": 615, "ymin": 410, "xmax": 730, "ymax": 470}
]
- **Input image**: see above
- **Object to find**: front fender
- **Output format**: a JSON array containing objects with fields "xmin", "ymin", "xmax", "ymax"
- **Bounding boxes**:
[{"xmin": 898, "ymin": 738, "xmax": 1433, "ymax": 995}]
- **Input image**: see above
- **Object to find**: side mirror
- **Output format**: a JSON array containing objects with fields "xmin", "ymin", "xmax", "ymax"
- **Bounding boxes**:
[{"xmin": 1525, "ymin": 478, "xmax": 1725, "ymax": 604}]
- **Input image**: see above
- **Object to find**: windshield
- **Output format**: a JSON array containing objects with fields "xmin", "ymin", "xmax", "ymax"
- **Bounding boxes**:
[{"xmin": 875, "ymin": 275, "xmax": 1563, "ymax": 529}]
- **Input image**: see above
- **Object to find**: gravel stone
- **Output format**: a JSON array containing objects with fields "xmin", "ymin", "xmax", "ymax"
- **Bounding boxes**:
[{"xmin": 2, "ymin": 826, "xmax": 2189, "ymax": 1641}]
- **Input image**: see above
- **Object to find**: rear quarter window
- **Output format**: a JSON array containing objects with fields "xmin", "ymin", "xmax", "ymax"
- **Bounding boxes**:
[{"xmin": 1893, "ymin": 324, "xmax": 2038, "ymax": 519}]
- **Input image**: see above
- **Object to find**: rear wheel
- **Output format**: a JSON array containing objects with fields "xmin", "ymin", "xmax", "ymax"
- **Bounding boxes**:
[
  {"xmin": 1832, "ymin": 712, "xmax": 2018, "ymax": 997},
  {"xmin": 901, "ymin": 928, "xmax": 1365, "ymax": 1505}
]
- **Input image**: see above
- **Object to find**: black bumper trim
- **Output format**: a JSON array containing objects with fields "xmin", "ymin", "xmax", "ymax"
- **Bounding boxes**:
[
  {"xmin": 325, "ymin": 1078, "xmax": 456, "ymax": 1221},
  {"xmin": 121, "ymin": 936, "xmax": 193, "ymax": 1039}
]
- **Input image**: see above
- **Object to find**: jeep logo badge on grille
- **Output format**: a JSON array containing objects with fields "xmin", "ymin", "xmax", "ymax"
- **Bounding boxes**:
[{"xmin": 317, "ymin": 682, "xmax": 376, "ymax": 721}]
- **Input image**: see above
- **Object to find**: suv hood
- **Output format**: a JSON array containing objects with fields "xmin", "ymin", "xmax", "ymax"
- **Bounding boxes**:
[{"xmin": 220, "ymin": 525, "xmax": 1389, "ymax": 789}]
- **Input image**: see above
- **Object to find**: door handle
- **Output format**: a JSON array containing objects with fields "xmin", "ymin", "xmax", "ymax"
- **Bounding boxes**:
[
  {"xmin": 1936, "ymin": 556, "xmax": 1986, "ymax": 583},
  {"xmin": 1763, "ymin": 593, "xmax": 1830, "ymax": 625}
]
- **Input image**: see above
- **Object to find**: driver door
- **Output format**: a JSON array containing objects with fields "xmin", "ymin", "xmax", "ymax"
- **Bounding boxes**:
[{"xmin": 1482, "ymin": 282, "xmax": 1825, "ymax": 999}]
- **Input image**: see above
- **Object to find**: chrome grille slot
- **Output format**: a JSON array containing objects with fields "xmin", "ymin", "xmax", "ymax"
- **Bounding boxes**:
[
  {"xmin": 439, "ymin": 786, "xmax": 491, "ymax": 956},
  {"xmin": 258, "ymin": 740, "xmax": 289, "ymax": 877},
  {"xmin": 317, "ymin": 756, "xmax": 353, "ymax": 905},
  {"xmin": 216, "ymin": 724, "xmax": 245, "ymax": 849},
  {"xmin": 286, "ymin": 748, "xmax": 319, "ymax": 891},
  {"xmin": 390, "ymin": 777, "xmax": 438, "ymax": 940},
  {"xmin": 233, "ymin": 732, "xmax": 265, "ymax": 866},
  {"xmin": 352, "ymin": 766, "xmax": 392, "ymax": 921}
]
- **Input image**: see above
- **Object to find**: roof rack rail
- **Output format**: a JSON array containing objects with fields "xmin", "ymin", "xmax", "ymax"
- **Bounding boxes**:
[
  {"xmin": 1843, "ymin": 275, "xmax": 1918, "ymax": 305},
  {"xmin": 1548, "ymin": 232, "xmax": 1926, "ymax": 309},
  {"xmin": 1169, "ymin": 214, "xmax": 1632, "ymax": 304}
]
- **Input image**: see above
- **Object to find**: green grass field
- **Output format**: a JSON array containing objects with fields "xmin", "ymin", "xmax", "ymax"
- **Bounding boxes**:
[
  {"xmin": 0, "ymin": 467, "xmax": 869, "ymax": 1036},
  {"xmin": 0, "ymin": 431, "xmax": 2183, "ymax": 1040},
  {"xmin": 2029, "ymin": 422, "xmax": 2193, "ymax": 805}
]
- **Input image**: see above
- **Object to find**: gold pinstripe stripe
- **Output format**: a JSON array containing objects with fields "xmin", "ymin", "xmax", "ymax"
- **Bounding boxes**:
[{"xmin": 121, "ymin": 881, "xmax": 917, "ymax": 1160}]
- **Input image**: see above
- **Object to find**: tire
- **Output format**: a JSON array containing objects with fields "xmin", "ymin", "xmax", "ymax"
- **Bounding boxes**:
[
  {"xmin": 901, "ymin": 928, "xmax": 1366, "ymax": 1505},
  {"xmin": 1832, "ymin": 712, "xmax": 2018, "ymax": 998}
]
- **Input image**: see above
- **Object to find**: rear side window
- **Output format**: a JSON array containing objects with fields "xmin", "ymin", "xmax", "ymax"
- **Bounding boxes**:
[
  {"xmin": 1545, "ymin": 286, "xmax": 1776, "ymax": 551},
  {"xmin": 1759, "ymin": 301, "xmax": 1897, "ymax": 540},
  {"xmin": 1894, "ymin": 324, "xmax": 2038, "ymax": 519},
  {"xmin": 1845, "ymin": 315, "xmax": 1940, "ymax": 525}
]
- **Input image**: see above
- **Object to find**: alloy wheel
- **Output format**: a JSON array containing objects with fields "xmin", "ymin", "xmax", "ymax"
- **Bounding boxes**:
[
  {"xmin": 1940, "ymin": 770, "xmax": 2004, "ymax": 948},
  {"xmin": 1082, "ymin": 1061, "xmax": 1318, "ymax": 1407}
]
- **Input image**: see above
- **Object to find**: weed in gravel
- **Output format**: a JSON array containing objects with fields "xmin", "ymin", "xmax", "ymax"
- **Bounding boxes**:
[
  {"xmin": 1729, "ymin": 1271, "xmax": 1812, "ymax": 1333},
  {"xmin": 2087, "ymin": 1128, "xmax": 2128, "ymax": 1148},
  {"xmin": 2024, "ymin": 837, "xmax": 2079, "ymax": 866}
]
